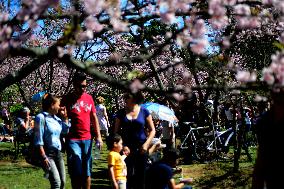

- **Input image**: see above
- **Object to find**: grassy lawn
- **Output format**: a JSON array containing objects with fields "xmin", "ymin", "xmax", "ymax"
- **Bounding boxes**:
[
  {"xmin": 0, "ymin": 141, "xmax": 256, "ymax": 189},
  {"xmin": 0, "ymin": 142, "xmax": 111, "ymax": 189}
]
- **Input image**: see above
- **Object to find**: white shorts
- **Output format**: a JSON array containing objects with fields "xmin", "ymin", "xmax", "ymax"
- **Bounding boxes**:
[{"xmin": 117, "ymin": 180, "xmax": 127, "ymax": 189}]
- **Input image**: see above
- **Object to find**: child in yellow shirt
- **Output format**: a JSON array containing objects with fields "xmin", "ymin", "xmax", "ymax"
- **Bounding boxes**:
[{"xmin": 107, "ymin": 134, "xmax": 127, "ymax": 189}]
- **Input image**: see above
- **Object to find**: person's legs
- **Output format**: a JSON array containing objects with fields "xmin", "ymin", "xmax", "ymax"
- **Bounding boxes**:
[
  {"xmin": 182, "ymin": 186, "xmax": 192, "ymax": 189},
  {"xmin": 81, "ymin": 139, "xmax": 92, "ymax": 189},
  {"xmin": 0, "ymin": 123, "xmax": 6, "ymax": 136},
  {"xmin": 55, "ymin": 152, "xmax": 66, "ymax": 189},
  {"xmin": 125, "ymin": 154, "xmax": 135, "ymax": 189},
  {"xmin": 83, "ymin": 176, "xmax": 91, "ymax": 189},
  {"xmin": 48, "ymin": 157, "xmax": 61, "ymax": 189},
  {"xmin": 67, "ymin": 140, "xmax": 83, "ymax": 189},
  {"xmin": 243, "ymin": 124, "xmax": 252, "ymax": 162},
  {"xmin": 117, "ymin": 180, "xmax": 127, "ymax": 189},
  {"xmin": 134, "ymin": 152, "xmax": 148, "ymax": 189}
]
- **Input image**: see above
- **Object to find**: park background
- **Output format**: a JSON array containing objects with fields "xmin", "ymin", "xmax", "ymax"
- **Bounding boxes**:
[{"xmin": 1, "ymin": 0, "xmax": 284, "ymax": 188}]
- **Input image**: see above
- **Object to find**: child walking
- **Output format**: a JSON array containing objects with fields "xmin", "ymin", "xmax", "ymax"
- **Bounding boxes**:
[{"xmin": 107, "ymin": 134, "xmax": 127, "ymax": 189}]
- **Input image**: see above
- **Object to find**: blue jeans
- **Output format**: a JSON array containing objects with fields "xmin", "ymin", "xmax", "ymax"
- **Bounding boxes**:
[
  {"xmin": 183, "ymin": 186, "xmax": 192, "ymax": 189},
  {"xmin": 46, "ymin": 150, "xmax": 66, "ymax": 189},
  {"xmin": 67, "ymin": 139, "xmax": 93, "ymax": 178}
]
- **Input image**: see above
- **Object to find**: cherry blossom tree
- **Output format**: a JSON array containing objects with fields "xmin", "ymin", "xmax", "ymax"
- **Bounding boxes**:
[
  {"xmin": 1, "ymin": 0, "xmax": 284, "ymax": 175},
  {"xmin": 0, "ymin": 0, "xmax": 283, "ymax": 109}
]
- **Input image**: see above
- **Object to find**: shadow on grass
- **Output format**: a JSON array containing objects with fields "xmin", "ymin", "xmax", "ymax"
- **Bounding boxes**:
[
  {"xmin": 0, "ymin": 148, "xmax": 17, "ymax": 161},
  {"xmin": 196, "ymin": 168, "xmax": 252, "ymax": 188},
  {"xmin": 91, "ymin": 168, "xmax": 111, "ymax": 189}
]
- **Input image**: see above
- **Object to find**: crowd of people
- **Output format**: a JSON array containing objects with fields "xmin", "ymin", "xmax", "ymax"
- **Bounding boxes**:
[
  {"xmin": 0, "ymin": 73, "xmax": 192, "ymax": 189},
  {"xmin": 0, "ymin": 72, "xmax": 281, "ymax": 189}
]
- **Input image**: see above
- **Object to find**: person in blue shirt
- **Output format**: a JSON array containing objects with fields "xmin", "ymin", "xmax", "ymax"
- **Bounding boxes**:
[
  {"xmin": 146, "ymin": 148, "xmax": 193, "ymax": 189},
  {"xmin": 114, "ymin": 91, "xmax": 156, "ymax": 189},
  {"xmin": 34, "ymin": 93, "xmax": 70, "ymax": 189}
]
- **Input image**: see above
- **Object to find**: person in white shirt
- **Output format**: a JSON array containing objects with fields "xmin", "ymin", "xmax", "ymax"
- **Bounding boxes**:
[
  {"xmin": 95, "ymin": 96, "xmax": 110, "ymax": 137},
  {"xmin": 161, "ymin": 120, "xmax": 175, "ymax": 149}
]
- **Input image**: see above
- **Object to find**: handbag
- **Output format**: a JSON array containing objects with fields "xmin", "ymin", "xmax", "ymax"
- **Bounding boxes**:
[{"xmin": 25, "ymin": 142, "xmax": 44, "ymax": 167}]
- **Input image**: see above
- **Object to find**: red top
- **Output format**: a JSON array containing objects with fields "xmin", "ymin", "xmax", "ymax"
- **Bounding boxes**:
[{"xmin": 61, "ymin": 92, "xmax": 96, "ymax": 140}]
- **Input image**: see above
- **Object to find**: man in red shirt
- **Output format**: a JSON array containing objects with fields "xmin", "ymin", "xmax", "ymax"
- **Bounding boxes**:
[{"xmin": 61, "ymin": 73, "xmax": 103, "ymax": 189}]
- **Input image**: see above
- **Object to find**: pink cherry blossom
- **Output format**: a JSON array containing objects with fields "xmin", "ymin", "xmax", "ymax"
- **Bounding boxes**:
[
  {"xmin": 160, "ymin": 12, "xmax": 176, "ymax": 24},
  {"xmin": 254, "ymin": 94, "xmax": 268, "ymax": 102},
  {"xmin": 262, "ymin": 68, "xmax": 275, "ymax": 85},
  {"xmin": 236, "ymin": 16, "xmax": 260, "ymax": 29},
  {"xmin": 85, "ymin": 16, "xmax": 104, "ymax": 33},
  {"xmin": 84, "ymin": 0, "xmax": 106, "ymax": 15},
  {"xmin": 209, "ymin": 16, "xmax": 229, "ymax": 30},
  {"xmin": 223, "ymin": 0, "xmax": 237, "ymax": 6},
  {"xmin": 57, "ymin": 46, "xmax": 65, "ymax": 58},
  {"xmin": 235, "ymin": 71, "xmax": 256, "ymax": 82},
  {"xmin": 191, "ymin": 39, "xmax": 209, "ymax": 55},
  {"xmin": 279, "ymin": 32, "xmax": 284, "ymax": 44},
  {"xmin": 262, "ymin": 0, "xmax": 274, "ymax": 5},
  {"xmin": 172, "ymin": 93, "xmax": 185, "ymax": 102},
  {"xmin": 209, "ymin": 0, "xmax": 227, "ymax": 17},
  {"xmin": 110, "ymin": 18, "xmax": 129, "ymax": 32},
  {"xmin": 234, "ymin": 4, "xmax": 251, "ymax": 16},
  {"xmin": 191, "ymin": 19, "xmax": 207, "ymax": 38}
]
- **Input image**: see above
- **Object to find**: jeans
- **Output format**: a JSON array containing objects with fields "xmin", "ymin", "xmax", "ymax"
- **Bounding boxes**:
[
  {"xmin": 183, "ymin": 186, "xmax": 192, "ymax": 189},
  {"xmin": 46, "ymin": 150, "xmax": 66, "ymax": 189},
  {"xmin": 67, "ymin": 139, "xmax": 93, "ymax": 178}
]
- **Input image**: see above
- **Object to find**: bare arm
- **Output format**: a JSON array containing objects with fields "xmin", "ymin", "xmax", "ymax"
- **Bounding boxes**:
[
  {"xmin": 39, "ymin": 146, "xmax": 50, "ymax": 169},
  {"xmin": 168, "ymin": 178, "xmax": 185, "ymax": 189},
  {"xmin": 103, "ymin": 107, "xmax": 110, "ymax": 127},
  {"xmin": 142, "ymin": 115, "xmax": 156, "ymax": 152},
  {"xmin": 169, "ymin": 178, "xmax": 193, "ymax": 189},
  {"xmin": 108, "ymin": 165, "xmax": 118, "ymax": 189},
  {"xmin": 91, "ymin": 112, "xmax": 103, "ymax": 148},
  {"xmin": 114, "ymin": 118, "xmax": 121, "ymax": 134},
  {"xmin": 170, "ymin": 122, "xmax": 174, "ymax": 138},
  {"xmin": 22, "ymin": 117, "xmax": 30, "ymax": 130},
  {"xmin": 148, "ymin": 142, "xmax": 161, "ymax": 155}
]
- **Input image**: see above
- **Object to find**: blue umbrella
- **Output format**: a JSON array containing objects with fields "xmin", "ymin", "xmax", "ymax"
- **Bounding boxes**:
[
  {"xmin": 31, "ymin": 91, "xmax": 46, "ymax": 102},
  {"xmin": 141, "ymin": 102, "xmax": 177, "ymax": 123}
]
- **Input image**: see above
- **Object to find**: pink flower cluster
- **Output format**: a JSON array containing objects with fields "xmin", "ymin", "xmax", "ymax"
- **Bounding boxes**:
[{"xmin": 262, "ymin": 51, "xmax": 284, "ymax": 86}]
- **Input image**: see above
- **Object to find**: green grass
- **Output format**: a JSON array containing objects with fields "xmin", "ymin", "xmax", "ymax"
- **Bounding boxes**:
[
  {"xmin": 178, "ymin": 147, "xmax": 257, "ymax": 189},
  {"xmin": 0, "ymin": 162, "xmax": 50, "ymax": 189},
  {"xmin": 0, "ymin": 141, "xmax": 111, "ymax": 189},
  {"xmin": 0, "ymin": 142, "xmax": 256, "ymax": 189}
]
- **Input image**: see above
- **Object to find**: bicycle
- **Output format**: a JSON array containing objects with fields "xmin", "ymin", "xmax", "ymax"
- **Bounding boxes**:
[
  {"xmin": 177, "ymin": 121, "xmax": 237, "ymax": 162},
  {"xmin": 194, "ymin": 125, "xmax": 235, "ymax": 162},
  {"xmin": 176, "ymin": 122, "xmax": 210, "ymax": 163}
]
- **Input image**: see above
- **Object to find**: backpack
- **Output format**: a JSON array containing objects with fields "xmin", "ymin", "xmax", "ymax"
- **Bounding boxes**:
[{"xmin": 25, "ymin": 114, "xmax": 46, "ymax": 167}]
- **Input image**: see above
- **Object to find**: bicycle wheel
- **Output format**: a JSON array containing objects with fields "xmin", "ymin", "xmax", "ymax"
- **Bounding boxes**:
[
  {"xmin": 194, "ymin": 137, "xmax": 217, "ymax": 162},
  {"xmin": 217, "ymin": 132, "xmax": 235, "ymax": 160},
  {"xmin": 177, "ymin": 135, "xmax": 196, "ymax": 164},
  {"xmin": 246, "ymin": 131, "xmax": 258, "ymax": 147}
]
